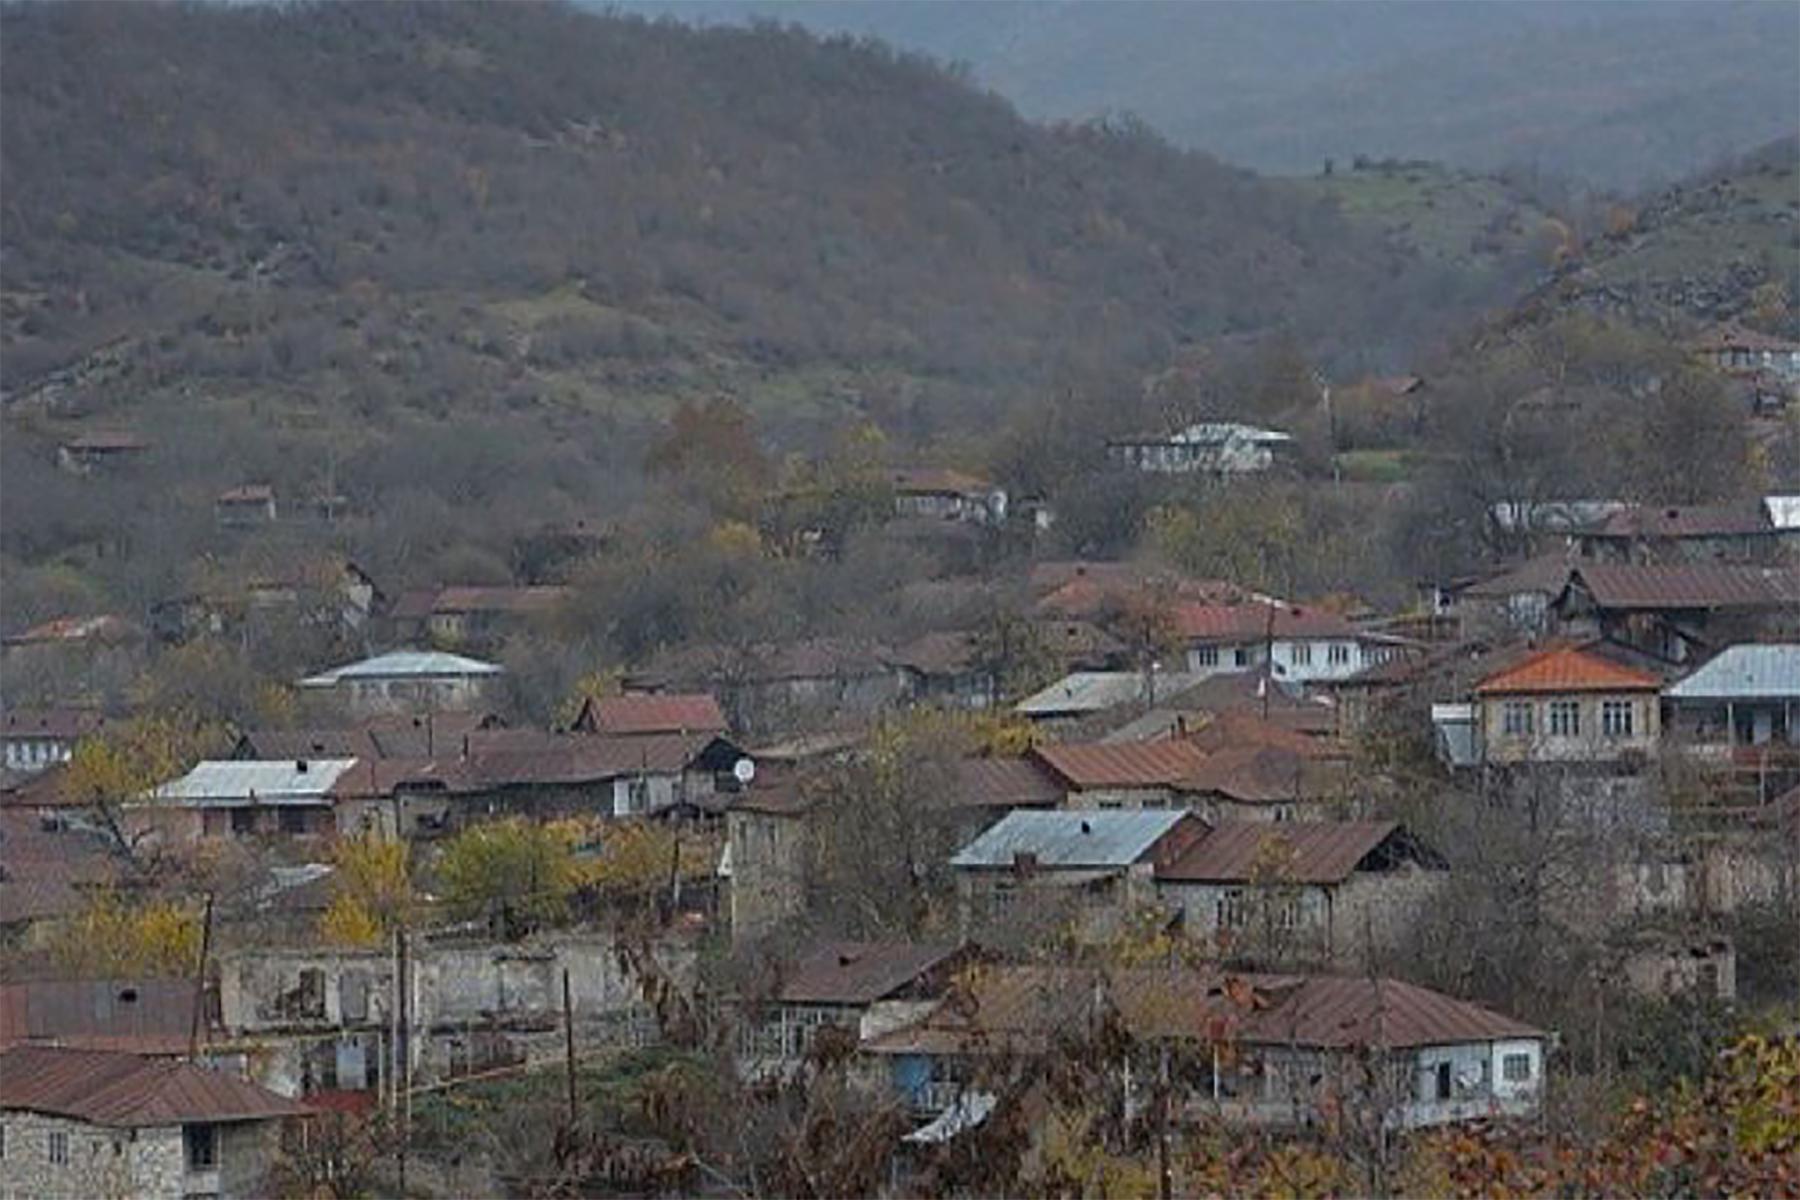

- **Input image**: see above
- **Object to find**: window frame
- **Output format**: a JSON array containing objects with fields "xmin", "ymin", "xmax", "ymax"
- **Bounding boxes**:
[
  {"xmin": 1601, "ymin": 699, "xmax": 1635, "ymax": 738},
  {"xmin": 1192, "ymin": 645, "xmax": 1220, "ymax": 668},
  {"xmin": 1501, "ymin": 700, "xmax": 1534, "ymax": 737},
  {"xmin": 1216, "ymin": 888, "xmax": 1246, "ymax": 930},
  {"xmin": 185, "ymin": 1122, "xmax": 218, "ymax": 1172},
  {"xmin": 1547, "ymin": 699, "xmax": 1580, "ymax": 738},
  {"xmin": 48, "ymin": 1129, "xmax": 68, "ymax": 1166},
  {"xmin": 1501, "ymin": 1052, "xmax": 1532, "ymax": 1083}
]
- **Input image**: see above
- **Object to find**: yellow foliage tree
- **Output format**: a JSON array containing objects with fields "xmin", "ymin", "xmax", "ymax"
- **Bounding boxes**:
[
  {"xmin": 55, "ymin": 891, "xmax": 202, "ymax": 977},
  {"xmin": 317, "ymin": 834, "xmax": 412, "ymax": 946}
]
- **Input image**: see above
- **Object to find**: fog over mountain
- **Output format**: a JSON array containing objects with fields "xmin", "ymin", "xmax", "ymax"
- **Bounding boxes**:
[{"xmin": 623, "ymin": 0, "xmax": 1800, "ymax": 189}]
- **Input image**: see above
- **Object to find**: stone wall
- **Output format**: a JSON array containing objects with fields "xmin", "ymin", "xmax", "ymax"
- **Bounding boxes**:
[{"xmin": 0, "ymin": 1112, "xmax": 181, "ymax": 1200}]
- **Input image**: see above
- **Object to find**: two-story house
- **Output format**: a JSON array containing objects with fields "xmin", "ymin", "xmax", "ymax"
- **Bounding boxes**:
[
  {"xmin": 1, "ymin": 706, "xmax": 104, "ymax": 773},
  {"xmin": 1171, "ymin": 602, "xmax": 1410, "ymax": 683},
  {"xmin": 1472, "ymin": 644, "xmax": 1662, "ymax": 766}
]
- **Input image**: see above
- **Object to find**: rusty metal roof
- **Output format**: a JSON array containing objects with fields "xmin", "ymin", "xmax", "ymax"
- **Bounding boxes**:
[
  {"xmin": 1171, "ymin": 602, "xmax": 1358, "ymax": 642},
  {"xmin": 951, "ymin": 757, "xmax": 1065, "ymax": 808},
  {"xmin": 0, "ymin": 1045, "xmax": 310, "ymax": 1126},
  {"xmin": 1030, "ymin": 740, "xmax": 1209, "ymax": 789},
  {"xmin": 1474, "ymin": 644, "xmax": 1662, "ymax": 695},
  {"xmin": 777, "ymin": 941, "xmax": 966, "ymax": 1006},
  {"xmin": 1592, "ymin": 502, "xmax": 1773, "ymax": 540},
  {"xmin": 577, "ymin": 692, "xmax": 728, "ymax": 736},
  {"xmin": 1459, "ymin": 553, "xmax": 1576, "ymax": 598},
  {"xmin": 0, "ymin": 980, "xmax": 195, "ymax": 1055},
  {"xmin": 1156, "ymin": 821, "xmax": 1415, "ymax": 884},
  {"xmin": 0, "ymin": 706, "xmax": 106, "ymax": 743},
  {"xmin": 1567, "ymin": 564, "xmax": 1800, "ymax": 610},
  {"xmin": 1241, "ymin": 976, "xmax": 1542, "ymax": 1049}
]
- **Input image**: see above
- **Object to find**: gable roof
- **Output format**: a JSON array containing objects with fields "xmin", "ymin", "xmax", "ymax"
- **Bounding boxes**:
[
  {"xmin": 949, "ymin": 809, "xmax": 1195, "ymax": 870},
  {"xmin": 1459, "ymin": 553, "xmax": 1576, "ymax": 599},
  {"xmin": 0, "ymin": 807, "xmax": 122, "ymax": 923},
  {"xmin": 1157, "ymin": 821, "xmax": 1423, "ymax": 885},
  {"xmin": 0, "ymin": 1045, "xmax": 309, "ymax": 1126},
  {"xmin": 1666, "ymin": 644, "xmax": 1800, "ymax": 701},
  {"xmin": 951, "ymin": 757, "xmax": 1066, "ymax": 808},
  {"xmin": 576, "ymin": 692, "xmax": 727, "ymax": 736},
  {"xmin": 1015, "ymin": 671, "xmax": 1208, "ymax": 718},
  {"xmin": 777, "ymin": 941, "xmax": 965, "ymax": 1006},
  {"xmin": 1474, "ymin": 644, "xmax": 1662, "ymax": 695},
  {"xmin": 1170, "ymin": 602, "xmax": 1357, "ymax": 641},
  {"xmin": 300, "ymin": 649, "xmax": 504, "ymax": 685},
  {"xmin": 1030, "ymin": 740, "xmax": 1208, "ymax": 790},
  {"xmin": 1592, "ymin": 502, "xmax": 1773, "ymax": 540},
  {"xmin": 1564, "ymin": 564, "xmax": 1800, "ymax": 611},
  {"xmin": 1240, "ymin": 976, "xmax": 1541, "ymax": 1050},
  {"xmin": 0, "ymin": 707, "xmax": 106, "ymax": 742},
  {"xmin": 150, "ymin": 759, "xmax": 357, "ymax": 806},
  {"xmin": 889, "ymin": 466, "xmax": 996, "ymax": 496}
]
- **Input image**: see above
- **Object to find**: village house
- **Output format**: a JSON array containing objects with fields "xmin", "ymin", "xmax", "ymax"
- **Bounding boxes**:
[
  {"xmin": 948, "ymin": 809, "xmax": 1207, "ymax": 939},
  {"xmin": 1472, "ymin": 644, "xmax": 1663, "ymax": 767},
  {"xmin": 887, "ymin": 467, "xmax": 1007, "ymax": 525},
  {"xmin": 233, "ymin": 710, "xmax": 506, "ymax": 761},
  {"xmin": 737, "ymin": 940, "xmax": 972, "ymax": 1079},
  {"xmin": 629, "ymin": 638, "xmax": 907, "ymax": 733},
  {"xmin": 1664, "ymin": 643, "xmax": 1799, "ymax": 752},
  {"xmin": 1027, "ymin": 740, "xmax": 1209, "ymax": 809},
  {"xmin": 0, "ymin": 706, "xmax": 103, "ymax": 773},
  {"xmin": 152, "ymin": 560, "xmax": 382, "ymax": 646},
  {"xmin": 864, "ymin": 966, "xmax": 1547, "ymax": 1132},
  {"xmin": 298, "ymin": 649, "xmax": 505, "ymax": 717},
  {"xmin": 214, "ymin": 484, "xmax": 278, "ymax": 527},
  {"xmin": 1451, "ymin": 553, "xmax": 1575, "ymax": 637},
  {"xmin": 1014, "ymin": 670, "xmax": 1210, "ymax": 728},
  {"xmin": 1549, "ymin": 563, "xmax": 1800, "ymax": 665},
  {"xmin": 1573, "ymin": 502, "xmax": 1781, "ymax": 566},
  {"xmin": 54, "ymin": 430, "xmax": 150, "ymax": 475},
  {"xmin": 0, "ymin": 1044, "xmax": 308, "ymax": 1200},
  {"xmin": 459, "ymin": 728, "xmax": 753, "ymax": 822},
  {"xmin": 1154, "ymin": 820, "xmax": 1446, "ymax": 966},
  {"xmin": 725, "ymin": 774, "xmax": 816, "ymax": 942},
  {"xmin": 130, "ymin": 758, "xmax": 378, "ymax": 843},
  {"xmin": 1171, "ymin": 601, "xmax": 1411, "ymax": 683},
  {"xmin": 0, "ymin": 978, "xmax": 197, "ymax": 1056},
  {"xmin": 1106, "ymin": 422, "xmax": 1294, "ymax": 475},
  {"xmin": 886, "ymin": 631, "xmax": 996, "ymax": 709},
  {"xmin": 1689, "ymin": 322, "xmax": 1800, "ymax": 383},
  {"xmin": 388, "ymin": 584, "xmax": 572, "ymax": 647}
]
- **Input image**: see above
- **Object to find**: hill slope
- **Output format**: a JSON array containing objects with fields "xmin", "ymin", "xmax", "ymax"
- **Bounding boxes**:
[{"xmin": 635, "ymin": 1, "xmax": 1800, "ymax": 190}]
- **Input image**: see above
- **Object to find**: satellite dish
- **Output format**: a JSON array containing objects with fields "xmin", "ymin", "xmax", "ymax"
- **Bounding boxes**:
[{"xmin": 732, "ymin": 758, "xmax": 757, "ymax": 785}]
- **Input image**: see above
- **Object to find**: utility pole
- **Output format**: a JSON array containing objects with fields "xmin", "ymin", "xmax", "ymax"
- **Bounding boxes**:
[
  {"xmin": 1157, "ymin": 1043, "xmax": 1173, "ymax": 1200},
  {"xmin": 563, "ymin": 968, "xmax": 579, "ymax": 1128},
  {"xmin": 188, "ymin": 892, "xmax": 215, "ymax": 1058},
  {"xmin": 397, "ymin": 925, "xmax": 409, "ymax": 1196}
]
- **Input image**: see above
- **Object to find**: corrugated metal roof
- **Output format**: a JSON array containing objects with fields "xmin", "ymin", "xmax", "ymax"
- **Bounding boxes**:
[
  {"xmin": 1242, "ymin": 976, "xmax": 1542, "ymax": 1050},
  {"xmin": 150, "ymin": 759, "xmax": 356, "ymax": 805},
  {"xmin": 1593, "ymin": 502, "xmax": 1772, "ymax": 539},
  {"xmin": 0, "ymin": 707, "xmax": 106, "ymax": 742},
  {"xmin": 0, "ymin": 1045, "xmax": 309, "ymax": 1126},
  {"xmin": 300, "ymin": 650, "xmax": 503, "ymax": 685},
  {"xmin": 1030, "ymin": 741, "xmax": 1209, "ymax": 789},
  {"xmin": 0, "ymin": 979, "xmax": 195, "ymax": 1055},
  {"xmin": 1474, "ymin": 645, "xmax": 1662, "ymax": 695},
  {"xmin": 778, "ymin": 941, "xmax": 966, "ymax": 1006},
  {"xmin": 950, "ymin": 809, "xmax": 1192, "ymax": 869},
  {"xmin": 1157, "ymin": 821, "xmax": 1407, "ymax": 884},
  {"xmin": 1459, "ymin": 552, "xmax": 1575, "ymax": 598},
  {"xmin": 1171, "ymin": 602, "xmax": 1357, "ymax": 641},
  {"xmin": 1568, "ymin": 564, "xmax": 1800, "ymax": 610},
  {"xmin": 580, "ymin": 692, "xmax": 728, "ymax": 736},
  {"xmin": 1015, "ymin": 672, "xmax": 1208, "ymax": 717},
  {"xmin": 1667, "ymin": 644, "xmax": 1800, "ymax": 701},
  {"xmin": 951, "ymin": 757, "xmax": 1065, "ymax": 808}
]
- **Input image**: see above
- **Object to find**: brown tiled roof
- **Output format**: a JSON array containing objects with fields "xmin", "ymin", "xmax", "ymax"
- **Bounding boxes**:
[
  {"xmin": 1567, "ymin": 564, "xmax": 1800, "ymax": 610},
  {"xmin": 951, "ymin": 757, "xmax": 1065, "ymax": 808},
  {"xmin": 578, "ymin": 693, "xmax": 727, "ymax": 736},
  {"xmin": 1030, "ymin": 741, "xmax": 1209, "ymax": 790},
  {"xmin": 889, "ymin": 466, "xmax": 995, "ymax": 496},
  {"xmin": 0, "ymin": 980, "xmax": 195, "ymax": 1055},
  {"xmin": 0, "ymin": 707, "xmax": 106, "ymax": 743},
  {"xmin": 1240, "ymin": 976, "xmax": 1541, "ymax": 1049},
  {"xmin": 0, "ymin": 1045, "xmax": 309, "ymax": 1126},
  {"xmin": 1034, "ymin": 619, "xmax": 1128, "ymax": 661},
  {"xmin": 1474, "ymin": 644, "xmax": 1662, "ymax": 695},
  {"xmin": 1171, "ymin": 602, "xmax": 1356, "ymax": 641},
  {"xmin": 777, "ymin": 941, "xmax": 965, "ymax": 1006},
  {"xmin": 1157, "ymin": 821, "xmax": 1408, "ymax": 884},
  {"xmin": 1593, "ymin": 503, "xmax": 1773, "ymax": 540},
  {"xmin": 635, "ymin": 638, "xmax": 893, "ymax": 687}
]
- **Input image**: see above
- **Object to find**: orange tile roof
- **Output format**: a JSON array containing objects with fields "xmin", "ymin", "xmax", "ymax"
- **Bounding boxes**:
[{"xmin": 1474, "ymin": 644, "xmax": 1661, "ymax": 695}]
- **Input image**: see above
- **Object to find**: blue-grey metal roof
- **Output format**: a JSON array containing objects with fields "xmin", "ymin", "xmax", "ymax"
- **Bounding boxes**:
[
  {"xmin": 1666, "ymin": 644, "xmax": 1800, "ymax": 701},
  {"xmin": 1015, "ymin": 671, "xmax": 1207, "ymax": 717},
  {"xmin": 949, "ymin": 809, "xmax": 1189, "ymax": 869},
  {"xmin": 300, "ymin": 649, "xmax": 504, "ymax": 685},
  {"xmin": 149, "ymin": 759, "xmax": 356, "ymax": 805}
]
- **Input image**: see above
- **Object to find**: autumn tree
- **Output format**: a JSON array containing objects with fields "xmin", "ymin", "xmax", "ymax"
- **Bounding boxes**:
[
  {"xmin": 645, "ymin": 395, "xmax": 772, "ymax": 523},
  {"xmin": 55, "ymin": 890, "xmax": 202, "ymax": 977},
  {"xmin": 432, "ymin": 817, "xmax": 576, "ymax": 938},
  {"xmin": 318, "ymin": 833, "xmax": 413, "ymax": 948}
]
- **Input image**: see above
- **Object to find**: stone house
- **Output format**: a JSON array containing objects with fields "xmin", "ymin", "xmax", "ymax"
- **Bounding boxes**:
[
  {"xmin": 628, "ymin": 638, "xmax": 906, "ymax": 733},
  {"xmin": 948, "ymin": 809, "xmax": 1207, "ymax": 939},
  {"xmin": 571, "ymin": 692, "xmax": 728, "ymax": 737},
  {"xmin": 388, "ymin": 585, "xmax": 571, "ymax": 648},
  {"xmin": 737, "ymin": 940, "xmax": 971, "ymax": 1079},
  {"xmin": 865, "ymin": 967, "xmax": 1546, "ymax": 1132},
  {"xmin": 0, "ymin": 1044, "xmax": 307, "ymax": 1200},
  {"xmin": 1153, "ymin": 820, "xmax": 1446, "ymax": 966},
  {"xmin": 55, "ymin": 430, "xmax": 149, "ymax": 475},
  {"xmin": 299, "ymin": 649, "xmax": 504, "ymax": 717},
  {"xmin": 1549, "ymin": 563, "xmax": 1800, "ymax": 666},
  {"xmin": 725, "ymin": 775, "xmax": 816, "ymax": 943},
  {"xmin": 887, "ymin": 631, "xmax": 996, "ymax": 710},
  {"xmin": 460, "ymin": 729, "xmax": 751, "ymax": 821},
  {"xmin": 1573, "ymin": 503, "xmax": 1781, "ymax": 566},
  {"xmin": 887, "ymin": 467, "xmax": 1007, "ymax": 525},
  {"xmin": 1473, "ymin": 644, "xmax": 1662, "ymax": 767}
]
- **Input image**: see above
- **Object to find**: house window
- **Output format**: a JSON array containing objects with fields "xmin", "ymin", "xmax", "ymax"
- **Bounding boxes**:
[
  {"xmin": 1501, "ymin": 1053, "xmax": 1532, "ymax": 1083},
  {"xmin": 1216, "ymin": 888, "xmax": 1246, "ymax": 930},
  {"xmin": 1501, "ymin": 701, "xmax": 1534, "ymax": 737},
  {"xmin": 1276, "ymin": 895, "xmax": 1302, "ymax": 931},
  {"xmin": 1548, "ymin": 700, "xmax": 1580, "ymax": 738},
  {"xmin": 1290, "ymin": 643, "xmax": 1312, "ymax": 667},
  {"xmin": 279, "ymin": 807, "xmax": 308, "ymax": 835},
  {"xmin": 48, "ymin": 1130, "xmax": 68, "ymax": 1165},
  {"xmin": 1327, "ymin": 643, "xmax": 1350, "ymax": 665},
  {"xmin": 626, "ymin": 778, "xmax": 651, "ymax": 813},
  {"xmin": 1602, "ymin": 700, "xmax": 1635, "ymax": 738},
  {"xmin": 230, "ymin": 808, "xmax": 257, "ymax": 836},
  {"xmin": 1271, "ymin": 804, "xmax": 1296, "ymax": 823},
  {"xmin": 185, "ymin": 1123, "xmax": 217, "ymax": 1171},
  {"xmin": 1193, "ymin": 645, "xmax": 1219, "ymax": 668},
  {"xmin": 1233, "ymin": 647, "xmax": 1251, "ymax": 668}
]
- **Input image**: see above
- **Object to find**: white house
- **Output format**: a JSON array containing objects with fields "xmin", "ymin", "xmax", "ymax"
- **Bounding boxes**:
[
  {"xmin": 1, "ymin": 706, "xmax": 104, "ymax": 773},
  {"xmin": 1171, "ymin": 602, "xmax": 1408, "ymax": 683},
  {"xmin": 1108, "ymin": 422, "xmax": 1294, "ymax": 475}
]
